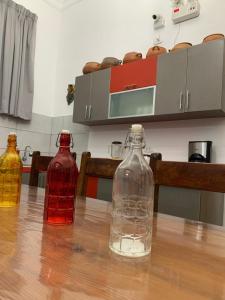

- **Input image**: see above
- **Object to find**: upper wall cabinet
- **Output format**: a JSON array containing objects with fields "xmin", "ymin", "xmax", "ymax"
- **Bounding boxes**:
[
  {"xmin": 73, "ymin": 39, "xmax": 225, "ymax": 126},
  {"xmin": 155, "ymin": 40, "xmax": 225, "ymax": 117}
]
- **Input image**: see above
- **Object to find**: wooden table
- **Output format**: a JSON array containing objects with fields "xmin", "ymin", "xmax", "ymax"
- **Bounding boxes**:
[{"xmin": 1, "ymin": 185, "xmax": 225, "ymax": 300}]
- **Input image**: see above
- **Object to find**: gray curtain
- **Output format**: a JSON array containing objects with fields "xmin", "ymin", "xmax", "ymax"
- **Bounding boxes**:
[{"xmin": 0, "ymin": 0, "xmax": 37, "ymax": 120}]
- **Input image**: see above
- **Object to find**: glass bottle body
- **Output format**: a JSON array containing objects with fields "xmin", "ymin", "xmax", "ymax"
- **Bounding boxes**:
[
  {"xmin": 109, "ymin": 127, "xmax": 154, "ymax": 257},
  {"xmin": 44, "ymin": 133, "xmax": 78, "ymax": 225},
  {"xmin": 0, "ymin": 134, "xmax": 23, "ymax": 207}
]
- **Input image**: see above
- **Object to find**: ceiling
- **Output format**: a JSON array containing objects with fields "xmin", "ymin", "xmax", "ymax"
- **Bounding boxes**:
[{"xmin": 44, "ymin": 0, "xmax": 83, "ymax": 10}]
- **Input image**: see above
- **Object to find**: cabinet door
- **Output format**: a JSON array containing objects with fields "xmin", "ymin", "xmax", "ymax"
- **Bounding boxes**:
[
  {"xmin": 186, "ymin": 40, "xmax": 224, "ymax": 112},
  {"xmin": 110, "ymin": 57, "xmax": 157, "ymax": 93},
  {"xmin": 109, "ymin": 87, "xmax": 155, "ymax": 119},
  {"xmin": 73, "ymin": 74, "xmax": 91, "ymax": 123},
  {"xmin": 90, "ymin": 69, "xmax": 110, "ymax": 121},
  {"xmin": 158, "ymin": 186, "xmax": 201, "ymax": 220},
  {"xmin": 155, "ymin": 50, "xmax": 187, "ymax": 115}
]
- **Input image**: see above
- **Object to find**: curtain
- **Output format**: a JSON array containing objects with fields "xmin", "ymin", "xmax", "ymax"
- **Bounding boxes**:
[{"xmin": 0, "ymin": 0, "xmax": 37, "ymax": 120}]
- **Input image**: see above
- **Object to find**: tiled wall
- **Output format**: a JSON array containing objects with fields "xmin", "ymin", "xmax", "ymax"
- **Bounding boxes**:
[{"xmin": 0, "ymin": 114, "xmax": 89, "ymax": 167}]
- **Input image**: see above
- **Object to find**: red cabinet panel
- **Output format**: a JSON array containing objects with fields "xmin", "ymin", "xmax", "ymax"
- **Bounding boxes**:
[{"xmin": 110, "ymin": 57, "xmax": 157, "ymax": 93}]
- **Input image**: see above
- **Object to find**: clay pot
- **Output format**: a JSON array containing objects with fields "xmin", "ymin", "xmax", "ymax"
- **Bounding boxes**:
[
  {"xmin": 170, "ymin": 42, "xmax": 192, "ymax": 52},
  {"xmin": 82, "ymin": 62, "xmax": 101, "ymax": 74},
  {"xmin": 203, "ymin": 33, "xmax": 224, "ymax": 43},
  {"xmin": 146, "ymin": 46, "xmax": 167, "ymax": 58},
  {"xmin": 100, "ymin": 57, "xmax": 122, "ymax": 69},
  {"xmin": 123, "ymin": 52, "xmax": 142, "ymax": 64}
]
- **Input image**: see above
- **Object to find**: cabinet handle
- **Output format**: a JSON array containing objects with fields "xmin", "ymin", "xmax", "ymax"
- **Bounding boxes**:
[
  {"xmin": 85, "ymin": 105, "xmax": 88, "ymax": 119},
  {"xmin": 179, "ymin": 92, "xmax": 183, "ymax": 111},
  {"xmin": 186, "ymin": 90, "xmax": 190, "ymax": 111},
  {"xmin": 124, "ymin": 84, "xmax": 138, "ymax": 90},
  {"xmin": 88, "ymin": 105, "xmax": 92, "ymax": 119}
]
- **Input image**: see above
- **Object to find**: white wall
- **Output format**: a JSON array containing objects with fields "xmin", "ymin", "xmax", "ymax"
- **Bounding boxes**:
[
  {"xmin": 88, "ymin": 118, "xmax": 225, "ymax": 163},
  {"xmin": 15, "ymin": 0, "xmax": 61, "ymax": 116},
  {"xmin": 54, "ymin": 0, "xmax": 225, "ymax": 116},
  {"xmin": 52, "ymin": 0, "xmax": 225, "ymax": 162}
]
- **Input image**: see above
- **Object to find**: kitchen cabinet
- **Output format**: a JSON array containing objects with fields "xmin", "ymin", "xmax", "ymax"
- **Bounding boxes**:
[
  {"xmin": 73, "ymin": 69, "xmax": 110, "ymax": 124},
  {"xmin": 155, "ymin": 50, "xmax": 187, "ymax": 115},
  {"xmin": 158, "ymin": 186, "xmax": 224, "ymax": 226},
  {"xmin": 91, "ymin": 69, "xmax": 110, "ymax": 121},
  {"xmin": 110, "ymin": 57, "xmax": 157, "ymax": 93},
  {"xmin": 186, "ymin": 40, "xmax": 224, "ymax": 112},
  {"xmin": 155, "ymin": 39, "xmax": 225, "ymax": 117},
  {"xmin": 73, "ymin": 39, "xmax": 225, "ymax": 126},
  {"xmin": 73, "ymin": 74, "xmax": 91, "ymax": 123}
]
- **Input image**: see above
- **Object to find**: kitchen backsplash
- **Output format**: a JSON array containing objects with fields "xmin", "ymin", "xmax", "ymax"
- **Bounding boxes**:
[
  {"xmin": 0, "ymin": 114, "xmax": 89, "ymax": 167},
  {"xmin": 88, "ymin": 117, "xmax": 225, "ymax": 164}
]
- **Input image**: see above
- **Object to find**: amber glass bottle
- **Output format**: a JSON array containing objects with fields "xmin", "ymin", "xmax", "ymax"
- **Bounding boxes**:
[
  {"xmin": 44, "ymin": 130, "xmax": 78, "ymax": 225},
  {"xmin": 0, "ymin": 133, "xmax": 23, "ymax": 207}
]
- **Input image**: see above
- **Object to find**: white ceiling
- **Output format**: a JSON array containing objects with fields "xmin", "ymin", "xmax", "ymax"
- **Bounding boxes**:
[{"xmin": 44, "ymin": 0, "xmax": 83, "ymax": 10}]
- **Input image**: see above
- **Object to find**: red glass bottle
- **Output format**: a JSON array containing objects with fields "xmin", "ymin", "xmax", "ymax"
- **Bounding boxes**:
[{"xmin": 44, "ymin": 130, "xmax": 78, "ymax": 225}]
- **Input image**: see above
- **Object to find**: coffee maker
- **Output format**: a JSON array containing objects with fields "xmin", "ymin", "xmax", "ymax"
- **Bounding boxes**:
[{"xmin": 188, "ymin": 141, "xmax": 212, "ymax": 163}]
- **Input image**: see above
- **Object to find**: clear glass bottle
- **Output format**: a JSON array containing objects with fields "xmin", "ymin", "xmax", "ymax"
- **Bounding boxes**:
[
  {"xmin": 0, "ymin": 133, "xmax": 23, "ymax": 207},
  {"xmin": 109, "ymin": 124, "xmax": 154, "ymax": 257},
  {"xmin": 44, "ymin": 130, "xmax": 79, "ymax": 225}
]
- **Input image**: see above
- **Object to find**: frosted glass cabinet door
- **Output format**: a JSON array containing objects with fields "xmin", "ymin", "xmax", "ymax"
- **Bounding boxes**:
[{"xmin": 109, "ymin": 86, "xmax": 155, "ymax": 119}]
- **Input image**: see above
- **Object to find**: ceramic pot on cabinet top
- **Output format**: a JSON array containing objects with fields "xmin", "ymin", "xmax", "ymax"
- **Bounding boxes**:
[
  {"xmin": 203, "ymin": 33, "xmax": 224, "ymax": 43},
  {"xmin": 100, "ymin": 57, "xmax": 122, "ymax": 69},
  {"xmin": 170, "ymin": 42, "xmax": 192, "ymax": 52},
  {"xmin": 123, "ymin": 52, "xmax": 142, "ymax": 64},
  {"xmin": 146, "ymin": 46, "xmax": 167, "ymax": 58},
  {"xmin": 82, "ymin": 62, "xmax": 101, "ymax": 74}
]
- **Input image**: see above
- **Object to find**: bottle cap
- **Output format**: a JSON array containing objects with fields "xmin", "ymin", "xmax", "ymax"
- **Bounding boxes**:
[
  {"xmin": 9, "ymin": 132, "xmax": 17, "ymax": 136},
  {"xmin": 131, "ymin": 124, "xmax": 143, "ymax": 133},
  {"xmin": 61, "ymin": 130, "xmax": 70, "ymax": 134}
]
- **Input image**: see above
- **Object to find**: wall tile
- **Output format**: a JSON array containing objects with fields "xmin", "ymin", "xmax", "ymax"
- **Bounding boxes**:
[
  {"xmin": 50, "ymin": 134, "xmax": 58, "ymax": 154},
  {"xmin": 73, "ymin": 133, "xmax": 89, "ymax": 154},
  {"xmin": 0, "ymin": 114, "xmax": 89, "ymax": 168},
  {"xmin": 17, "ymin": 130, "xmax": 51, "ymax": 153},
  {"xmin": 0, "ymin": 127, "xmax": 15, "ymax": 148},
  {"xmin": 63, "ymin": 115, "xmax": 90, "ymax": 134},
  {"xmin": 51, "ymin": 116, "xmax": 64, "ymax": 134},
  {"xmin": 17, "ymin": 113, "xmax": 52, "ymax": 134},
  {"xmin": 0, "ymin": 115, "xmax": 17, "ymax": 129}
]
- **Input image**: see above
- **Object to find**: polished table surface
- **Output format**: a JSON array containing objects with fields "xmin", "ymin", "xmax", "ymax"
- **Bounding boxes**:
[{"xmin": 1, "ymin": 185, "xmax": 225, "ymax": 300}]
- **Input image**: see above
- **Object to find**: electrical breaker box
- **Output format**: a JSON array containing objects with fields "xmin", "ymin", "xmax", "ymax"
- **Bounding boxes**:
[{"xmin": 172, "ymin": 1, "xmax": 200, "ymax": 24}]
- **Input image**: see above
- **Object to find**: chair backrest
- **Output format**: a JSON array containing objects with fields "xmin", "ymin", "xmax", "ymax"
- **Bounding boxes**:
[
  {"xmin": 150, "ymin": 153, "xmax": 225, "ymax": 212},
  {"xmin": 29, "ymin": 151, "xmax": 76, "ymax": 187},
  {"xmin": 77, "ymin": 152, "xmax": 122, "ymax": 197}
]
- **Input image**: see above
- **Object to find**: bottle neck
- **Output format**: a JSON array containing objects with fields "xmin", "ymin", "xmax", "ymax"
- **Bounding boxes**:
[
  {"xmin": 7, "ymin": 137, "xmax": 17, "ymax": 152},
  {"xmin": 58, "ymin": 133, "xmax": 71, "ymax": 153},
  {"xmin": 127, "ymin": 132, "xmax": 144, "ymax": 156}
]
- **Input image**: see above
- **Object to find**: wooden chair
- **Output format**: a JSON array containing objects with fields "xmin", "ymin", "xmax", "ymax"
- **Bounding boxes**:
[
  {"xmin": 77, "ymin": 152, "xmax": 122, "ymax": 197},
  {"xmin": 150, "ymin": 153, "xmax": 225, "ymax": 212},
  {"xmin": 77, "ymin": 152, "xmax": 153, "ymax": 198},
  {"xmin": 29, "ymin": 151, "xmax": 76, "ymax": 187}
]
